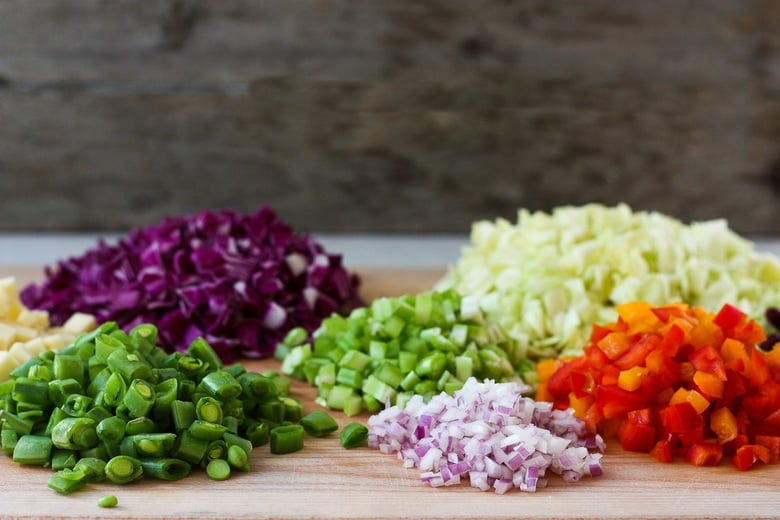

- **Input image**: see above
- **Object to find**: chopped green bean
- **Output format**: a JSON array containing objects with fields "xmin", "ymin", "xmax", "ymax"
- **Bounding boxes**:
[
  {"xmin": 206, "ymin": 458, "xmax": 230, "ymax": 481},
  {"xmin": 96, "ymin": 416, "xmax": 126, "ymax": 444},
  {"xmin": 198, "ymin": 371, "xmax": 242, "ymax": 400},
  {"xmin": 187, "ymin": 420, "xmax": 227, "ymax": 441},
  {"xmin": 97, "ymin": 495, "xmax": 118, "ymax": 508},
  {"xmin": 171, "ymin": 400, "xmax": 196, "ymax": 431},
  {"xmin": 340, "ymin": 422, "xmax": 368, "ymax": 449},
  {"xmin": 123, "ymin": 379, "xmax": 155, "ymax": 418},
  {"xmin": 105, "ymin": 455, "xmax": 143, "ymax": 484},
  {"xmin": 51, "ymin": 417, "xmax": 98, "ymax": 450},
  {"xmin": 270, "ymin": 424, "xmax": 304, "ymax": 455},
  {"xmin": 227, "ymin": 444, "xmax": 250, "ymax": 472},
  {"xmin": 300, "ymin": 410, "xmax": 338, "ymax": 437},
  {"xmin": 73, "ymin": 457, "xmax": 107, "ymax": 482},
  {"xmin": 195, "ymin": 396, "xmax": 223, "ymax": 424},
  {"xmin": 48, "ymin": 468, "xmax": 88, "ymax": 494},
  {"xmin": 140, "ymin": 457, "xmax": 191, "ymax": 481},
  {"xmin": 12, "ymin": 435, "xmax": 53, "ymax": 465},
  {"xmin": 51, "ymin": 448, "xmax": 78, "ymax": 470}
]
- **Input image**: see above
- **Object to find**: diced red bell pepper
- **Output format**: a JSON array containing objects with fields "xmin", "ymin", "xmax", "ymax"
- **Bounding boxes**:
[
  {"xmin": 713, "ymin": 303, "xmax": 746, "ymax": 332},
  {"xmin": 618, "ymin": 421, "xmax": 656, "ymax": 453},
  {"xmin": 754, "ymin": 435, "xmax": 780, "ymax": 463},
  {"xmin": 659, "ymin": 402, "xmax": 703, "ymax": 434},
  {"xmin": 732, "ymin": 444, "xmax": 771, "ymax": 471},
  {"xmin": 684, "ymin": 442, "xmax": 723, "ymax": 466},
  {"xmin": 649, "ymin": 438, "xmax": 673, "ymax": 463},
  {"xmin": 690, "ymin": 344, "xmax": 727, "ymax": 381}
]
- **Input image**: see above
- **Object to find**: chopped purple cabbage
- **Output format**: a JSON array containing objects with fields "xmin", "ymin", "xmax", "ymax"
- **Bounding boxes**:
[{"xmin": 21, "ymin": 206, "xmax": 363, "ymax": 361}]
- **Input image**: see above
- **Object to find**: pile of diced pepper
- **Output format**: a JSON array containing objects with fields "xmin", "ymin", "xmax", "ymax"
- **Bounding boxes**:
[{"xmin": 536, "ymin": 302, "xmax": 780, "ymax": 470}]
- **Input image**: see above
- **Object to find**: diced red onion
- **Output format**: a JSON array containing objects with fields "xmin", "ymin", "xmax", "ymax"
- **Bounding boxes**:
[{"xmin": 368, "ymin": 378, "xmax": 605, "ymax": 494}]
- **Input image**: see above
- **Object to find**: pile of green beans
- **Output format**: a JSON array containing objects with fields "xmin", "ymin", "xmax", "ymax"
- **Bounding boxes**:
[{"xmin": 0, "ymin": 322, "xmax": 312, "ymax": 494}]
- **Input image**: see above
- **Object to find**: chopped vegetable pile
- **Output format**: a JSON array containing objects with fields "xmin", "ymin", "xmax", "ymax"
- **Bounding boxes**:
[
  {"xmin": 20, "ymin": 206, "xmax": 363, "ymax": 361},
  {"xmin": 0, "ymin": 322, "xmax": 324, "ymax": 494},
  {"xmin": 0, "ymin": 277, "xmax": 97, "ymax": 381},
  {"xmin": 277, "ymin": 290, "xmax": 528, "ymax": 416},
  {"xmin": 538, "ymin": 301, "xmax": 780, "ymax": 470},
  {"xmin": 437, "ymin": 203, "xmax": 780, "ymax": 362},
  {"xmin": 368, "ymin": 378, "xmax": 604, "ymax": 493}
]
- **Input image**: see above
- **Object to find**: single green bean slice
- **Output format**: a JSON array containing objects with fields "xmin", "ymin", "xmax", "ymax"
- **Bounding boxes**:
[
  {"xmin": 48, "ymin": 468, "xmax": 88, "ymax": 494},
  {"xmin": 48, "ymin": 378, "xmax": 84, "ymax": 407},
  {"xmin": 227, "ymin": 444, "xmax": 250, "ymax": 472},
  {"xmin": 340, "ymin": 422, "xmax": 368, "ymax": 449},
  {"xmin": 51, "ymin": 417, "xmax": 98, "ymax": 451},
  {"xmin": 300, "ymin": 410, "xmax": 338, "ymax": 437},
  {"xmin": 140, "ymin": 457, "xmax": 191, "ymax": 481},
  {"xmin": 206, "ymin": 458, "xmax": 230, "ymax": 481},
  {"xmin": 270, "ymin": 424, "xmax": 304, "ymax": 455},
  {"xmin": 97, "ymin": 416, "xmax": 126, "ymax": 444},
  {"xmin": 187, "ymin": 420, "xmax": 227, "ymax": 441},
  {"xmin": 12, "ymin": 377, "xmax": 51, "ymax": 406},
  {"xmin": 188, "ymin": 337, "xmax": 223, "ymax": 372},
  {"xmin": 53, "ymin": 354, "xmax": 85, "ymax": 386},
  {"xmin": 105, "ymin": 455, "xmax": 143, "ymax": 484},
  {"xmin": 198, "ymin": 371, "xmax": 242, "ymax": 400},
  {"xmin": 125, "ymin": 416, "xmax": 156, "ymax": 436},
  {"xmin": 97, "ymin": 495, "xmax": 118, "ymax": 508},
  {"xmin": 195, "ymin": 396, "xmax": 223, "ymax": 424},
  {"xmin": 12, "ymin": 435, "xmax": 53, "ymax": 466},
  {"xmin": 171, "ymin": 399, "xmax": 196, "ymax": 432},
  {"xmin": 73, "ymin": 457, "xmax": 107, "ymax": 482},
  {"xmin": 51, "ymin": 448, "xmax": 78, "ymax": 471},
  {"xmin": 205, "ymin": 439, "xmax": 227, "ymax": 462},
  {"xmin": 123, "ymin": 379, "xmax": 156, "ymax": 418}
]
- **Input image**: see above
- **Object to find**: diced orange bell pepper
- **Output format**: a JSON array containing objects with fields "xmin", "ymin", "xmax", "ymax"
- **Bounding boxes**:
[
  {"xmin": 617, "ymin": 366, "xmax": 647, "ymax": 392},
  {"xmin": 668, "ymin": 388, "xmax": 710, "ymax": 415},
  {"xmin": 710, "ymin": 406, "xmax": 738, "ymax": 444},
  {"xmin": 597, "ymin": 332, "xmax": 632, "ymax": 360},
  {"xmin": 617, "ymin": 301, "xmax": 662, "ymax": 334},
  {"xmin": 693, "ymin": 370, "xmax": 724, "ymax": 399}
]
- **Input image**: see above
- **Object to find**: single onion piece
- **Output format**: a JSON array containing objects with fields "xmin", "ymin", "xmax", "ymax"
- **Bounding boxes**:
[{"xmin": 367, "ymin": 378, "xmax": 605, "ymax": 494}]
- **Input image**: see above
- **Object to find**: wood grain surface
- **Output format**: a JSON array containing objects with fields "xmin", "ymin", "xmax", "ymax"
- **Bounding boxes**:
[{"xmin": 1, "ymin": 266, "xmax": 780, "ymax": 519}]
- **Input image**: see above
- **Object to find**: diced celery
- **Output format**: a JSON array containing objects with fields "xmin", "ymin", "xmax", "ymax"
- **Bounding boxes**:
[
  {"xmin": 339, "ymin": 350, "xmax": 372, "ymax": 372},
  {"xmin": 373, "ymin": 362, "xmax": 404, "ymax": 388},
  {"xmin": 397, "ymin": 351, "xmax": 418, "ymax": 374},
  {"xmin": 336, "ymin": 368, "xmax": 362, "ymax": 389},
  {"xmin": 362, "ymin": 375, "xmax": 397, "ymax": 404},
  {"xmin": 382, "ymin": 316, "xmax": 405, "ymax": 339}
]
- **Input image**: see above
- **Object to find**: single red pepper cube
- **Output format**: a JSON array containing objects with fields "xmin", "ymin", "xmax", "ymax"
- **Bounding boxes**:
[
  {"xmin": 659, "ymin": 402, "xmax": 703, "ymax": 434},
  {"xmin": 713, "ymin": 303, "xmax": 747, "ymax": 331},
  {"xmin": 732, "ymin": 444, "xmax": 771, "ymax": 471},
  {"xmin": 618, "ymin": 421, "xmax": 656, "ymax": 453},
  {"xmin": 649, "ymin": 438, "xmax": 673, "ymax": 463},
  {"xmin": 684, "ymin": 442, "xmax": 723, "ymax": 466}
]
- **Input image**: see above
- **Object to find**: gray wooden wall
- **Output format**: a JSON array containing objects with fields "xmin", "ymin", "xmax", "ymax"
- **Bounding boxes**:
[{"xmin": 1, "ymin": 0, "xmax": 779, "ymax": 235}]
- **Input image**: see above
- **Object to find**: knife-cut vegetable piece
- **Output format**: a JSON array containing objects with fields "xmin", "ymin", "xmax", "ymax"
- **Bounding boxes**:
[
  {"xmin": 270, "ymin": 424, "xmax": 304, "ymax": 454},
  {"xmin": 540, "ymin": 301, "xmax": 780, "ymax": 469},
  {"xmin": 340, "ymin": 422, "xmax": 368, "ymax": 449},
  {"xmin": 300, "ymin": 410, "xmax": 338, "ymax": 437},
  {"xmin": 97, "ymin": 495, "xmax": 118, "ymax": 508}
]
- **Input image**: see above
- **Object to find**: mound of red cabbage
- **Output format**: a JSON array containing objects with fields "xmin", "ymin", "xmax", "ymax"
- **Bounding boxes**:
[{"xmin": 20, "ymin": 206, "xmax": 362, "ymax": 361}]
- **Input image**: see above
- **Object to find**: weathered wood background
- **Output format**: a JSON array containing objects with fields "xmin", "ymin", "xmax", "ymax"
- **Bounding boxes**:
[{"xmin": 1, "ymin": 0, "xmax": 779, "ymax": 234}]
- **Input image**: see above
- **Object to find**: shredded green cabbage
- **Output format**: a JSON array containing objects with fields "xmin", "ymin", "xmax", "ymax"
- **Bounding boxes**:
[{"xmin": 436, "ymin": 203, "xmax": 780, "ymax": 361}]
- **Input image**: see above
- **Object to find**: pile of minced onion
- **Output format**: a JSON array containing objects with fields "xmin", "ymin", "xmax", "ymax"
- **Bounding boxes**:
[{"xmin": 368, "ymin": 378, "xmax": 605, "ymax": 494}]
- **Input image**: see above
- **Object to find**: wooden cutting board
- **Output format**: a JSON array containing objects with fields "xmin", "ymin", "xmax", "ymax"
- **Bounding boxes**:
[{"xmin": 1, "ymin": 265, "xmax": 779, "ymax": 520}]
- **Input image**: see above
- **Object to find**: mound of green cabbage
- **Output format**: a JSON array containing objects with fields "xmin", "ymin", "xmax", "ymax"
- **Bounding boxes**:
[{"xmin": 436, "ymin": 204, "xmax": 780, "ymax": 362}]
